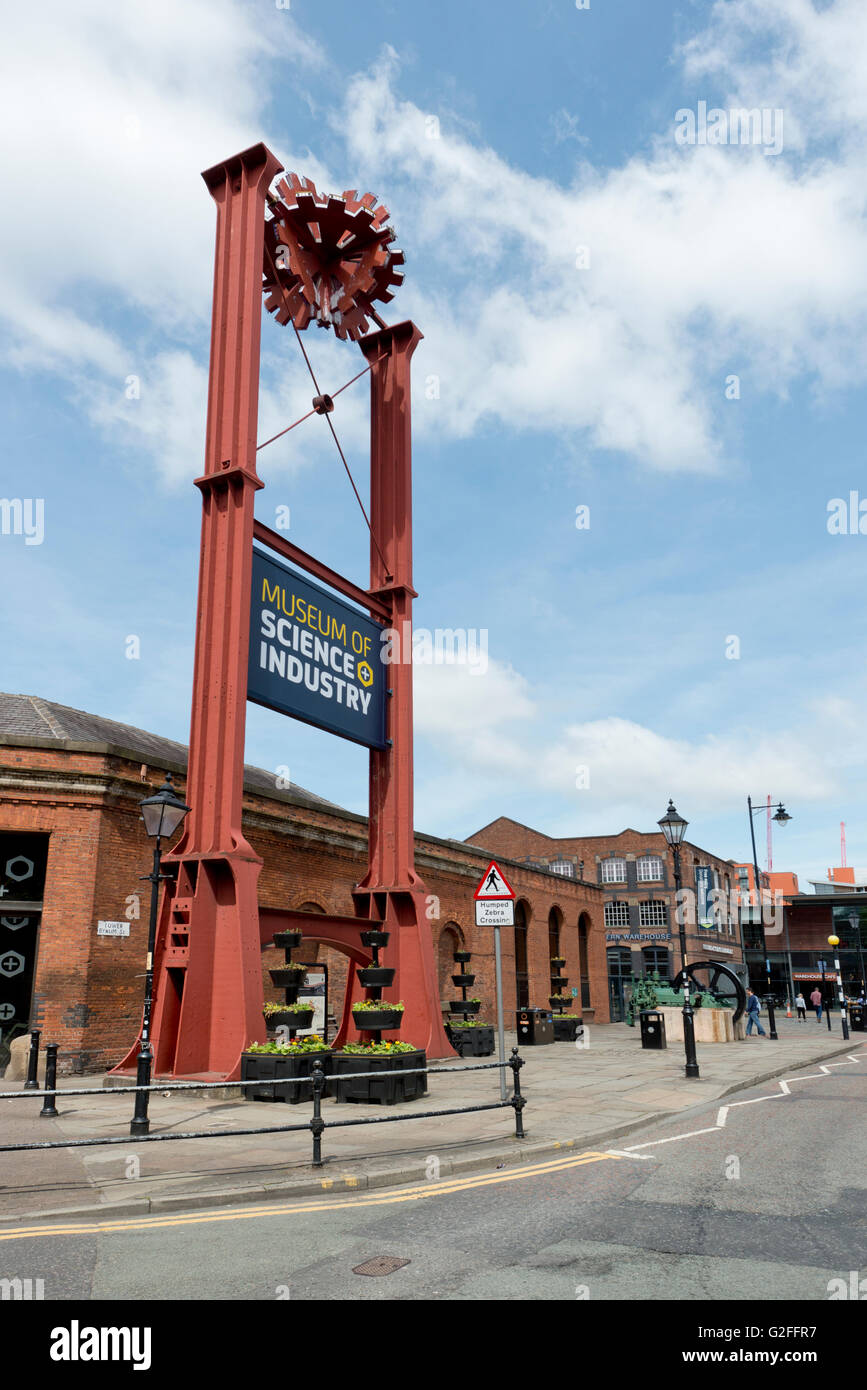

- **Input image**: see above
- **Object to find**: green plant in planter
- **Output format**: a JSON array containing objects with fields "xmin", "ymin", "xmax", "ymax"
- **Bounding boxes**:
[
  {"xmin": 351, "ymin": 999, "xmax": 405, "ymax": 1012},
  {"xmin": 549, "ymin": 993, "xmax": 571, "ymax": 1004},
  {"xmin": 247, "ymin": 1036, "xmax": 330, "ymax": 1054},
  {"xmin": 263, "ymin": 1000, "xmax": 313, "ymax": 1016},
  {"xmin": 552, "ymin": 1013, "xmax": 581, "ymax": 1020},
  {"xmin": 448, "ymin": 1019, "xmax": 491, "ymax": 1028},
  {"xmin": 340, "ymin": 1040, "xmax": 417, "ymax": 1054},
  {"xmin": 275, "ymin": 962, "xmax": 307, "ymax": 974}
]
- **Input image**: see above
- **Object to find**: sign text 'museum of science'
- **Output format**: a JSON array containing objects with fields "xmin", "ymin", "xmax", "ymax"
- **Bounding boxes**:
[{"xmin": 248, "ymin": 550, "xmax": 387, "ymax": 750}]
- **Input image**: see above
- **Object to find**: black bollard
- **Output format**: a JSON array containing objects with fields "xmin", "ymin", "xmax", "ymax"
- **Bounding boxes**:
[
  {"xmin": 39, "ymin": 1044, "xmax": 58, "ymax": 1118},
  {"xmin": 508, "ymin": 1046, "xmax": 526, "ymax": 1139},
  {"xmin": 24, "ymin": 1029, "xmax": 41, "ymax": 1090},
  {"xmin": 766, "ymin": 997, "xmax": 778, "ymax": 1040},
  {"xmin": 310, "ymin": 1061, "xmax": 326, "ymax": 1168},
  {"xmin": 129, "ymin": 1049, "xmax": 152, "ymax": 1136}
]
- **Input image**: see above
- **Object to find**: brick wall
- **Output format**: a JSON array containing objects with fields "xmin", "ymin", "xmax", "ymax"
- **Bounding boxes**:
[
  {"xmin": 1, "ymin": 747, "xmax": 608, "ymax": 1072},
  {"xmin": 468, "ymin": 818, "xmax": 745, "ymax": 977}
]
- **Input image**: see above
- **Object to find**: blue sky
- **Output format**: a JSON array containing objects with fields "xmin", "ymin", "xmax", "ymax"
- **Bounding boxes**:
[{"xmin": 2, "ymin": 0, "xmax": 867, "ymax": 887}]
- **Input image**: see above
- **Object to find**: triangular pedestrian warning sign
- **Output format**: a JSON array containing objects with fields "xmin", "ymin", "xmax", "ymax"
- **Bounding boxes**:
[{"xmin": 474, "ymin": 860, "xmax": 515, "ymax": 900}]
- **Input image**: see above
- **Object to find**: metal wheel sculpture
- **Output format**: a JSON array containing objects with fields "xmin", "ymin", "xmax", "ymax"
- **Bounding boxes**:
[
  {"xmin": 263, "ymin": 174, "xmax": 405, "ymax": 340},
  {"xmin": 672, "ymin": 960, "xmax": 747, "ymax": 1023}
]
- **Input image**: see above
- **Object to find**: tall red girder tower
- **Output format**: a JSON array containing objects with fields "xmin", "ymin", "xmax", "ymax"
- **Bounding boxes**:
[{"xmin": 113, "ymin": 144, "xmax": 453, "ymax": 1080}]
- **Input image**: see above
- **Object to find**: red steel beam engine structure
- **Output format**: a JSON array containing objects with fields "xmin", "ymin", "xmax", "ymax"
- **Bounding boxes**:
[{"xmin": 114, "ymin": 144, "xmax": 454, "ymax": 1079}]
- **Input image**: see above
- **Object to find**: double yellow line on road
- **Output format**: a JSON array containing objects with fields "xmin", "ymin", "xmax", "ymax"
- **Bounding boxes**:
[{"xmin": 0, "ymin": 1149, "xmax": 619, "ymax": 1242}]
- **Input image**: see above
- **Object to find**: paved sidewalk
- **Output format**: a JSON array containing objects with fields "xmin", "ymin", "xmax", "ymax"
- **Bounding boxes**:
[{"xmin": 0, "ymin": 1018, "xmax": 862, "ymax": 1225}]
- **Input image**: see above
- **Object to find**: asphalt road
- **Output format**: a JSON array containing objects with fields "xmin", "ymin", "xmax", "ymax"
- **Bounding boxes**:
[{"xmin": 4, "ymin": 1049, "xmax": 865, "ymax": 1302}]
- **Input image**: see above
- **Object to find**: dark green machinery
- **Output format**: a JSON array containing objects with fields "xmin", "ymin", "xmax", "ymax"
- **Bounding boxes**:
[{"xmin": 625, "ymin": 969, "xmax": 729, "ymax": 1026}]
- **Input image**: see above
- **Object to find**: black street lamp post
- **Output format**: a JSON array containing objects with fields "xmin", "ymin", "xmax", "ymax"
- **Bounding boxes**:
[
  {"xmin": 828, "ymin": 934, "xmax": 850, "ymax": 1042},
  {"xmin": 130, "ymin": 774, "xmax": 190, "ymax": 1137},
  {"xmin": 846, "ymin": 911, "xmax": 866, "ymax": 997},
  {"xmin": 658, "ymin": 800, "xmax": 699, "ymax": 1080},
  {"xmin": 746, "ymin": 797, "xmax": 791, "ymax": 1040}
]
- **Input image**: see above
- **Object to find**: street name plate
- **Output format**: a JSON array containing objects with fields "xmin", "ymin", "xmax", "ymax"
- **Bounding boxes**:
[{"xmin": 475, "ymin": 899, "xmax": 515, "ymax": 927}]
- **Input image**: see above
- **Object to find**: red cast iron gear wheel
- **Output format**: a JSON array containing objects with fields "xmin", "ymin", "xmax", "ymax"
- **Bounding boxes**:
[{"xmin": 263, "ymin": 173, "xmax": 405, "ymax": 341}]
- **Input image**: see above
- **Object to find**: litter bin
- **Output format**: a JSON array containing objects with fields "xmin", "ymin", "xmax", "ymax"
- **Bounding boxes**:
[
  {"xmin": 639, "ymin": 1009, "xmax": 666, "ymax": 1050},
  {"xmin": 516, "ymin": 1008, "xmax": 554, "ymax": 1045},
  {"xmin": 849, "ymin": 1004, "xmax": 866, "ymax": 1032}
]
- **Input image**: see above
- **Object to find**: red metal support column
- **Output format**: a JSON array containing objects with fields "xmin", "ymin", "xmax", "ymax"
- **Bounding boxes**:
[
  {"xmin": 117, "ymin": 143, "xmax": 284, "ymax": 1080},
  {"xmin": 350, "ymin": 322, "xmax": 455, "ymax": 1059}
]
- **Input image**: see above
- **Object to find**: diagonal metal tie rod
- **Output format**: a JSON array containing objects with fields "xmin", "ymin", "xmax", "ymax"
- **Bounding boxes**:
[{"xmin": 261, "ymin": 239, "xmax": 389, "ymax": 575}]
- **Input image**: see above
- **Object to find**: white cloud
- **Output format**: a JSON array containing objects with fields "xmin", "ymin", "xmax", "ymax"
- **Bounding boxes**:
[
  {"xmin": 414, "ymin": 660, "xmax": 847, "ymax": 829},
  {"xmin": 6, "ymin": 1, "xmax": 867, "ymax": 482},
  {"xmin": 414, "ymin": 658, "xmax": 534, "ymax": 776},
  {"xmin": 338, "ymin": 10, "xmax": 867, "ymax": 470},
  {"xmin": 0, "ymin": 0, "xmax": 332, "ymax": 481},
  {"xmin": 538, "ymin": 716, "xmax": 836, "ymax": 806}
]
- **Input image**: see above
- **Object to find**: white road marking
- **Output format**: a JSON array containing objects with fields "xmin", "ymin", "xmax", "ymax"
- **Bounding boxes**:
[
  {"xmin": 619, "ymin": 1051, "xmax": 865, "ymax": 1153},
  {"xmin": 621, "ymin": 1125, "xmax": 722, "ymax": 1152},
  {"xmin": 605, "ymin": 1149, "xmax": 656, "ymax": 1160}
]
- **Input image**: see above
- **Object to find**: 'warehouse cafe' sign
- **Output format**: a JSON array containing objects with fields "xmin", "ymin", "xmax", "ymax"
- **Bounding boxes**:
[{"xmin": 248, "ymin": 549, "xmax": 387, "ymax": 750}]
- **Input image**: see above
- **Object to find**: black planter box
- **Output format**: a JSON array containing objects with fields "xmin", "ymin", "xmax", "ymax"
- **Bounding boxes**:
[
  {"xmin": 447, "ymin": 1024, "xmax": 495, "ymax": 1057},
  {"xmin": 351, "ymin": 1009, "xmax": 404, "ymax": 1032},
  {"xmin": 553, "ymin": 1016, "xmax": 584, "ymax": 1042},
  {"xmin": 448, "ymin": 999, "xmax": 481, "ymax": 1014},
  {"xmin": 356, "ymin": 966, "xmax": 396, "ymax": 988},
  {"xmin": 240, "ymin": 1050, "xmax": 332, "ymax": 1103},
  {"xmin": 550, "ymin": 958, "xmax": 566, "ymax": 969},
  {"xmin": 451, "ymin": 973, "xmax": 476, "ymax": 987},
  {"xmin": 263, "ymin": 1008, "xmax": 314, "ymax": 1030},
  {"xmin": 549, "ymin": 996, "xmax": 571, "ymax": 1010},
  {"xmin": 360, "ymin": 929, "xmax": 390, "ymax": 949},
  {"xmin": 272, "ymin": 930, "xmax": 303, "ymax": 950},
  {"xmin": 270, "ymin": 968, "xmax": 308, "ymax": 988},
  {"xmin": 550, "ymin": 975, "xmax": 568, "ymax": 988},
  {"xmin": 333, "ymin": 1049, "xmax": 427, "ymax": 1105},
  {"xmin": 453, "ymin": 951, "xmax": 472, "ymax": 964}
]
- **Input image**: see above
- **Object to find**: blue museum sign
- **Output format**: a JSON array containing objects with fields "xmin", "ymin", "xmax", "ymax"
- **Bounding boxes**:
[{"xmin": 248, "ymin": 548, "xmax": 387, "ymax": 750}]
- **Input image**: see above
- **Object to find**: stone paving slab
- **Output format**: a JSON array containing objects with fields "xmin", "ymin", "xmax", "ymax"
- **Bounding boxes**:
[{"xmin": 0, "ymin": 1019, "xmax": 862, "ymax": 1225}]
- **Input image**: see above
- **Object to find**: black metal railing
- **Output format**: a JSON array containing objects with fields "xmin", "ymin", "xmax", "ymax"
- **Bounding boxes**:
[{"xmin": 0, "ymin": 1032, "xmax": 526, "ymax": 1169}]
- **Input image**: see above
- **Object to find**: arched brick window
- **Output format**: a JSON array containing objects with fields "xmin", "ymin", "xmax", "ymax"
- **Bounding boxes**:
[
  {"xmin": 514, "ymin": 900, "xmax": 531, "ymax": 1009},
  {"xmin": 548, "ymin": 906, "xmax": 562, "ymax": 962},
  {"xmin": 578, "ymin": 911, "xmax": 592, "ymax": 1009},
  {"xmin": 437, "ymin": 922, "xmax": 464, "ymax": 998}
]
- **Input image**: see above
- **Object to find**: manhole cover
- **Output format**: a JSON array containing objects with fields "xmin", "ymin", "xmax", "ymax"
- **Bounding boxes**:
[{"xmin": 352, "ymin": 1255, "xmax": 411, "ymax": 1278}]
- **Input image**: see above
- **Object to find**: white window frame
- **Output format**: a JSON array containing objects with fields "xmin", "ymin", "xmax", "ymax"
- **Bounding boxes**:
[
  {"xmin": 639, "ymin": 900, "xmax": 667, "ymax": 928},
  {"xmin": 601, "ymin": 859, "xmax": 626, "ymax": 884},
  {"xmin": 549, "ymin": 860, "xmax": 575, "ymax": 878},
  {"xmin": 604, "ymin": 901, "xmax": 630, "ymax": 928},
  {"xmin": 636, "ymin": 856, "xmax": 663, "ymax": 882}
]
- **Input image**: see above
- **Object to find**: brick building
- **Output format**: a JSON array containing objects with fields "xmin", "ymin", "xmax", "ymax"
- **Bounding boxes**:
[
  {"xmin": 783, "ymin": 894, "xmax": 867, "ymax": 1001},
  {"xmin": 0, "ymin": 696, "xmax": 606, "ymax": 1073},
  {"xmin": 467, "ymin": 818, "xmax": 745, "ymax": 1020}
]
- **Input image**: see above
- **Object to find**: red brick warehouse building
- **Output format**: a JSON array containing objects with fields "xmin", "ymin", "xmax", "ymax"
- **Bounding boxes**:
[
  {"xmin": 467, "ymin": 817, "xmax": 745, "ymax": 1020},
  {"xmin": 0, "ymin": 695, "xmax": 608, "ymax": 1073}
]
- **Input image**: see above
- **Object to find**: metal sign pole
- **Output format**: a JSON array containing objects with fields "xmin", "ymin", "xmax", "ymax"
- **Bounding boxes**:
[
  {"xmin": 494, "ymin": 923, "xmax": 507, "ymax": 1101},
  {"xmin": 473, "ymin": 860, "xmax": 515, "ymax": 1103}
]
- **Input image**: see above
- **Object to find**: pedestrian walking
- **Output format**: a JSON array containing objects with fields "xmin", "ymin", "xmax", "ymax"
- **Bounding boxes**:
[
  {"xmin": 795, "ymin": 991, "xmax": 806, "ymax": 1021},
  {"xmin": 810, "ymin": 985, "xmax": 823, "ymax": 1022},
  {"xmin": 745, "ymin": 987, "xmax": 767, "ymax": 1037}
]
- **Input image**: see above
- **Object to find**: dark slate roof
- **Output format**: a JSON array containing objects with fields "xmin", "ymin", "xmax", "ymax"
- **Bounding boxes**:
[{"xmin": 0, "ymin": 693, "xmax": 349, "ymax": 815}]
